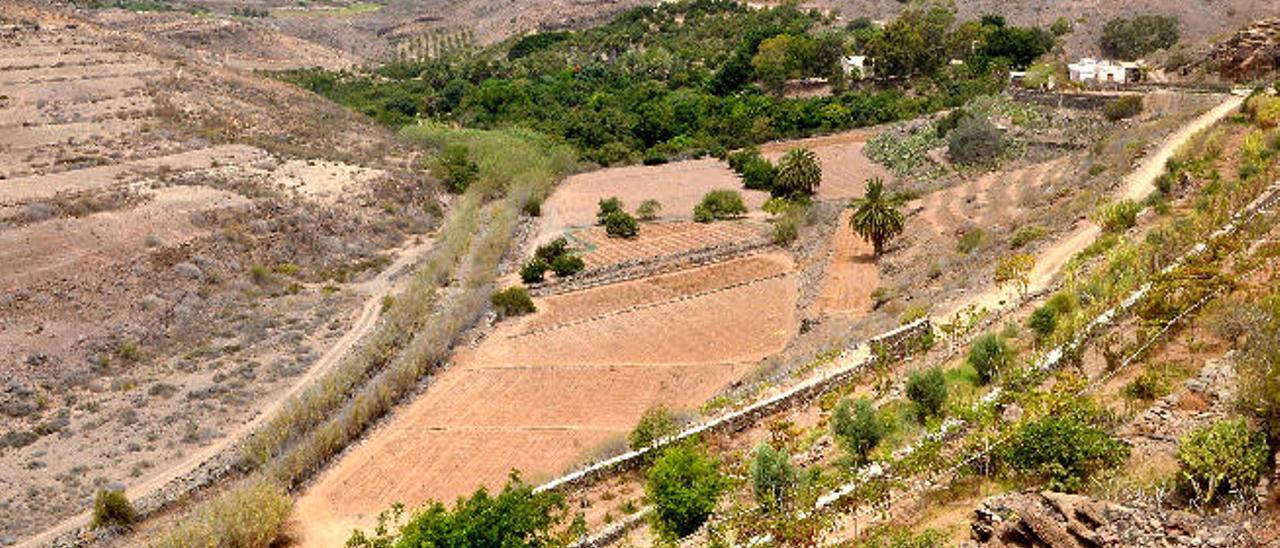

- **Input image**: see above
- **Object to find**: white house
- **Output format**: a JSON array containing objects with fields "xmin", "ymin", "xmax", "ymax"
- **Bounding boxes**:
[
  {"xmin": 842, "ymin": 55, "xmax": 871, "ymax": 80},
  {"xmin": 1068, "ymin": 58, "xmax": 1141, "ymax": 84}
]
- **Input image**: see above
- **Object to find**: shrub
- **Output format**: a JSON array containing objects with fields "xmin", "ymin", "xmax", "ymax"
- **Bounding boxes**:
[
  {"xmin": 773, "ymin": 213, "xmax": 800, "ymax": 245},
  {"xmin": 1245, "ymin": 94, "xmax": 1280, "ymax": 129},
  {"xmin": 534, "ymin": 237, "xmax": 569, "ymax": 264},
  {"xmin": 934, "ymin": 108, "xmax": 970, "ymax": 138},
  {"xmin": 1027, "ymin": 306, "xmax": 1058, "ymax": 341},
  {"xmin": 1121, "ymin": 368, "xmax": 1167, "ymax": 402},
  {"xmin": 636, "ymin": 199, "xmax": 663, "ymax": 220},
  {"xmin": 1100, "ymin": 15, "xmax": 1179, "ymax": 60},
  {"xmin": 603, "ymin": 210, "xmax": 639, "ymax": 238},
  {"xmin": 750, "ymin": 442, "xmax": 798, "ymax": 511},
  {"xmin": 957, "ymin": 228, "xmax": 985, "ymax": 254},
  {"xmin": 91, "ymin": 489, "xmax": 136, "ymax": 530},
  {"xmin": 773, "ymin": 148, "xmax": 822, "ymax": 197},
  {"xmin": 550, "ymin": 254, "xmax": 585, "ymax": 277},
  {"xmin": 1009, "ymin": 224, "xmax": 1046, "ymax": 249},
  {"xmin": 968, "ymin": 334, "xmax": 1009, "ymax": 385},
  {"xmin": 153, "ymin": 480, "xmax": 292, "ymax": 548},
  {"xmin": 726, "ymin": 146, "xmax": 761, "ymax": 173},
  {"xmin": 1177, "ymin": 418, "xmax": 1268, "ymax": 506},
  {"xmin": 832, "ymin": 397, "xmax": 886, "ymax": 465},
  {"xmin": 694, "ymin": 189, "xmax": 748, "ymax": 222},
  {"xmin": 646, "ymin": 443, "xmax": 727, "ymax": 540},
  {"xmin": 630, "ymin": 404, "xmax": 681, "ymax": 449},
  {"xmin": 597, "ymin": 197, "xmax": 624, "ymax": 225},
  {"xmin": 491, "ymin": 287, "xmax": 536, "ymax": 318},
  {"xmin": 643, "ymin": 151, "xmax": 669, "ymax": 165},
  {"xmin": 905, "ymin": 367, "xmax": 947, "ymax": 420},
  {"xmin": 1104, "ymin": 95, "xmax": 1144, "ymax": 121},
  {"xmin": 1004, "ymin": 412, "xmax": 1129, "ymax": 492},
  {"xmin": 741, "ymin": 156, "xmax": 777, "ymax": 191},
  {"xmin": 947, "ymin": 115, "xmax": 1005, "ymax": 166},
  {"xmin": 520, "ymin": 258, "xmax": 550, "ymax": 284},
  {"xmin": 1094, "ymin": 199, "xmax": 1142, "ymax": 232},
  {"xmin": 434, "ymin": 144, "xmax": 480, "ymax": 193}
]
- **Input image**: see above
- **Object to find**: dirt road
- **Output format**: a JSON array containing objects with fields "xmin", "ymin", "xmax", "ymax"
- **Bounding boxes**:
[{"xmin": 16, "ymin": 236, "xmax": 435, "ymax": 548}]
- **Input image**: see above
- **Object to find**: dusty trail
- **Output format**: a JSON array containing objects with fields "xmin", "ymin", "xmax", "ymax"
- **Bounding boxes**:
[{"xmin": 15, "ymin": 236, "xmax": 436, "ymax": 548}]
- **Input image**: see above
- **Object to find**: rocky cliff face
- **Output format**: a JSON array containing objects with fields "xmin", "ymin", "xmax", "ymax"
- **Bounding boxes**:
[{"xmin": 1198, "ymin": 18, "xmax": 1280, "ymax": 81}]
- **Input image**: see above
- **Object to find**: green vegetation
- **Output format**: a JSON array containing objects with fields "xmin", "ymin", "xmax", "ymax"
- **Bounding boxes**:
[
  {"xmin": 750, "ymin": 442, "xmax": 798, "ymax": 511},
  {"xmin": 1094, "ymin": 199, "xmax": 1142, "ymax": 232},
  {"xmin": 1232, "ymin": 295, "xmax": 1280, "ymax": 447},
  {"xmin": 523, "ymin": 237, "xmax": 584, "ymax": 282},
  {"xmin": 348, "ymin": 474, "xmax": 573, "ymax": 547},
  {"xmin": 277, "ymin": 1, "xmax": 1050, "ymax": 163},
  {"xmin": 596, "ymin": 197, "xmax": 624, "ymax": 225},
  {"xmin": 968, "ymin": 333, "xmax": 1009, "ymax": 385},
  {"xmin": 154, "ymin": 480, "xmax": 291, "ymax": 547},
  {"xmin": 1100, "ymin": 15, "xmax": 1179, "ymax": 60},
  {"xmin": 947, "ymin": 114, "xmax": 1005, "ymax": 166},
  {"xmin": 1009, "ymin": 224, "xmax": 1046, "ymax": 249},
  {"xmin": 770, "ymin": 198, "xmax": 809, "ymax": 246},
  {"xmin": 433, "ymin": 144, "xmax": 480, "ymax": 193},
  {"xmin": 1177, "ymin": 419, "xmax": 1268, "ymax": 506},
  {"xmin": 491, "ymin": 287, "xmax": 536, "ymax": 318},
  {"xmin": 647, "ymin": 443, "xmax": 728, "ymax": 540},
  {"xmin": 630, "ymin": 404, "xmax": 682, "ymax": 449},
  {"xmin": 1027, "ymin": 305, "xmax": 1058, "ymax": 342},
  {"xmin": 551, "ymin": 254, "xmax": 586, "ymax": 277},
  {"xmin": 604, "ymin": 210, "xmax": 640, "ymax": 238},
  {"xmin": 847, "ymin": 178, "xmax": 906, "ymax": 256},
  {"xmin": 773, "ymin": 148, "xmax": 821, "ymax": 197},
  {"xmin": 694, "ymin": 189, "xmax": 748, "ymax": 222},
  {"xmin": 1002, "ymin": 392, "xmax": 1128, "ymax": 492},
  {"xmin": 1244, "ymin": 94, "xmax": 1280, "ymax": 129},
  {"xmin": 91, "ymin": 489, "xmax": 136, "ymax": 530},
  {"xmin": 728, "ymin": 147, "xmax": 777, "ymax": 191},
  {"xmin": 636, "ymin": 199, "xmax": 663, "ymax": 220},
  {"xmin": 1104, "ymin": 95, "xmax": 1144, "ymax": 122},
  {"xmin": 832, "ymin": 397, "xmax": 887, "ymax": 465},
  {"xmin": 905, "ymin": 367, "xmax": 947, "ymax": 421}
]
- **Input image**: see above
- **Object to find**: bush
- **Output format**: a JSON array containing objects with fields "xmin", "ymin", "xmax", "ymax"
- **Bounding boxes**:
[
  {"xmin": 643, "ymin": 151, "xmax": 669, "ymax": 165},
  {"xmin": 630, "ymin": 404, "xmax": 681, "ymax": 449},
  {"xmin": 597, "ymin": 197, "xmax": 624, "ymax": 225},
  {"xmin": 750, "ymin": 442, "xmax": 798, "ymax": 511},
  {"xmin": 534, "ymin": 237, "xmax": 569, "ymax": 264},
  {"xmin": 1177, "ymin": 418, "xmax": 1268, "ymax": 505},
  {"xmin": 968, "ymin": 334, "xmax": 1009, "ymax": 385},
  {"xmin": 1121, "ymin": 368, "xmax": 1168, "ymax": 402},
  {"xmin": 1104, "ymin": 95, "xmax": 1144, "ymax": 121},
  {"xmin": 1004, "ymin": 412, "xmax": 1129, "ymax": 492},
  {"xmin": 726, "ymin": 146, "xmax": 762, "ymax": 173},
  {"xmin": 636, "ymin": 199, "xmax": 663, "ymax": 220},
  {"xmin": 1100, "ymin": 15, "xmax": 1179, "ymax": 60},
  {"xmin": 832, "ymin": 397, "xmax": 886, "ymax": 465},
  {"xmin": 91, "ymin": 489, "xmax": 136, "ymax": 530},
  {"xmin": 1009, "ymin": 225, "xmax": 1046, "ymax": 249},
  {"xmin": 153, "ymin": 480, "xmax": 292, "ymax": 548},
  {"xmin": 947, "ymin": 115, "xmax": 1005, "ymax": 166},
  {"xmin": 957, "ymin": 228, "xmax": 985, "ymax": 254},
  {"xmin": 741, "ymin": 156, "xmax": 777, "ymax": 191},
  {"xmin": 603, "ymin": 210, "xmax": 639, "ymax": 238},
  {"xmin": 1027, "ymin": 306, "xmax": 1058, "ymax": 341},
  {"xmin": 491, "ymin": 287, "xmax": 536, "ymax": 318},
  {"xmin": 905, "ymin": 367, "xmax": 947, "ymax": 420},
  {"xmin": 520, "ymin": 258, "xmax": 549, "ymax": 284},
  {"xmin": 434, "ymin": 144, "xmax": 480, "ymax": 193},
  {"xmin": 646, "ymin": 443, "xmax": 727, "ymax": 540},
  {"xmin": 694, "ymin": 189, "xmax": 748, "ymax": 223},
  {"xmin": 1094, "ymin": 199, "xmax": 1142, "ymax": 232},
  {"xmin": 550, "ymin": 254, "xmax": 585, "ymax": 277},
  {"xmin": 1245, "ymin": 94, "xmax": 1280, "ymax": 129}
]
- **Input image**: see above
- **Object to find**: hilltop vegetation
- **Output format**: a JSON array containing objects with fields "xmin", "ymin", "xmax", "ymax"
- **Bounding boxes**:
[{"xmin": 278, "ymin": 0, "xmax": 1057, "ymax": 166}]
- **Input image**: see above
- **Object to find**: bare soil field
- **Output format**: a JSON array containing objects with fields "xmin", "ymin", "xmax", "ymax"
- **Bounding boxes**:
[
  {"xmin": 0, "ymin": 5, "xmax": 441, "ymax": 542},
  {"xmin": 571, "ymin": 220, "xmax": 768, "ymax": 270},
  {"xmin": 811, "ymin": 210, "xmax": 879, "ymax": 315},
  {"xmin": 759, "ymin": 127, "xmax": 890, "ymax": 199}
]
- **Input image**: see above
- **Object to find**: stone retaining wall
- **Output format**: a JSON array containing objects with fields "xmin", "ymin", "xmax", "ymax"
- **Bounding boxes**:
[{"xmin": 527, "ymin": 238, "xmax": 772, "ymax": 297}]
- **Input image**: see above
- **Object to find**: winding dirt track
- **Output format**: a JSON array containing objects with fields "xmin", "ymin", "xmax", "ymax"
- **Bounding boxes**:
[{"xmin": 15, "ymin": 237, "xmax": 435, "ymax": 548}]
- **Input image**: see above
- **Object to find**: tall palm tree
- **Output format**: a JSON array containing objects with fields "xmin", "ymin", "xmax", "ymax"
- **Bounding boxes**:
[
  {"xmin": 848, "ymin": 177, "xmax": 906, "ymax": 257},
  {"xmin": 774, "ymin": 148, "xmax": 822, "ymax": 197}
]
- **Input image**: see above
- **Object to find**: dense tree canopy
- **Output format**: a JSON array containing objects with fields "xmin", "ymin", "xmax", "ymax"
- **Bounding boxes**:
[{"xmin": 1100, "ymin": 15, "xmax": 1180, "ymax": 60}]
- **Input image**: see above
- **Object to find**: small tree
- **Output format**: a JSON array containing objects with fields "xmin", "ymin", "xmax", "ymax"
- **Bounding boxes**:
[
  {"xmin": 773, "ymin": 148, "xmax": 822, "ymax": 197},
  {"xmin": 597, "ymin": 197, "xmax": 624, "ymax": 225},
  {"xmin": 647, "ymin": 443, "xmax": 727, "ymax": 540},
  {"xmin": 520, "ymin": 258, "xmax": 550, "ymax": 284},
  {"xmin": 630, "ymin": 404, "xmax": 680, "ymax": 449},
  {"xmin": 848, "ymin": 177, "xmax": 906, "ymax": 256},
  {"xmin": 435, "ymin": 144, "xmax": 479, "ymax": 193},
  {"xmin": 375, "ymin": 472, "xmax": 570, "ymax": 547},
  {"xmin": 1028, "ymin": 305, "xmax": 1058, "ymax": 341},
  {"xmin": 831, "ymin": 397, "xmax": 886, "ymax": 465},
  {"xmin": 91, "ymin": 489, "xmax": 136, "ymax": 530},
  {"xmin": 550, "ymin": 254, "xmax": 585, "ymax": 277},
  {"xmin": 694, "ymin": 189, "xmax": 748, "ymax": 222},
  {"xmin": 491, "ymin": 287, "xmax": 536, "ymax": 318},
  {"xmin": 741, "ymin": 156, "xmax": 777, "ymax": 191},
  {"xmin": 969, "ymin": 333, "xmax": 1009, "ymax": 385},
  {"xmin": 604, "ymin": 210, "xmax": 639, "ymax": 238},
  {"xmin": 750, "ymin": 442, "xmax": 798, "ymax": 511},
  {"xmin": 995, "ymin": 253, "xmax": 1035, "ymax": 297},
  {"xmin": 1178, "ymin": 418, "xmax": 1268, "ymax": 506},
  {"xmin": 636, "ymin": 199, "xmax": 663, "ymax": 221},
  {"xmin": 947, "ymin": 115, "xmax": 1005, "ymax": 166},
  {"xmin": 534, "ymin": 237, "xmax": 570, "ymax": 264},
  {"xmin": 905, "ymin": 367, "xmax": 947, "ymax": 420}
]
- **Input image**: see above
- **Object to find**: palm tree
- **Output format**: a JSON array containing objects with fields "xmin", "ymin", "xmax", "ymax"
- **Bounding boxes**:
[
  {"xmin": 774, "ymin": 148, "xmax": 822, "ymax": 197},
  {"xmin": 848, "ymin": 177, "xmax": 906, "ymax": 257}
]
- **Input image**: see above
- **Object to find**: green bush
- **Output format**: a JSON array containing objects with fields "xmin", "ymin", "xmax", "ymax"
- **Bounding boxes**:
[
  {"xmin": 1004, "ymin": 413, "xmax": 1129, "ymax": 492},
  {"xmin": 630, "ymin": 404, "xmax": 681, "ymax": 449},
  {"xmin": 727, "ymin": 146, "xmax": 762, "ymax": 173},
  {"xmin": 947, "ymin": 115, "xmax": 1005, "ymax": 166},
  {"xmin": 750, "ymin": 442, "xmax": 798, "ymax": 511},
  {"xmin": 597, "ymin": 197, "xmax": 624, "ymax": 225},
  {"xmin": 520, "ymin": 258, "xmax": 550, "ymax": 284},
  {"xmin": 434, "ymin": 144, "xmax": 480, "ymax": 193},
  {"xmin": 1009, "ymin": 225, "xmax": 1046, "ymax": 249},
  {"xmin": 491, "ymin": 287, "xmax": 536, "ymax": 318},
  {"xmin": 1100, "ymin": 15, "xmax": 1179, "ymax": 59},
  {"xmin": 551, "ymin": 254, "xmax": 585, "ymax": 277},
  {"xmin": 1120, "ymin": 368, "xmax": 1168, "ymax": 402},
  {"xmin": 741, "ymin": 156, "xmax": 778, "ymax": 191},
  {"xmin": 1094, "ymin": 199, "xmax": 1142, "ymax": 232},
  {"xmin": 534, "ymin": 237, "xmax": 569, "ymax": 264},
  {"xmin": 832, "ymin": 397, "xmax": 886, "ymax": 465},
  {"xmin": 694, "ymin": 189, "xmax": 748, "ymax": 223},
  {"xmin": 905, "ymin": 367, "xmax": 947, "ymax": 420},
  {"xmin": 1027, "ymin": 306, "xmax": 1058, "ymax": 341},
  {"xmin": 1104, "ymin": 95, "xmax": 1144, "ymax": 121},
  {"xmin": 646, "ymin": 443, "xmax": 727, "ymax": 540},
  {"xmin": 636, "ymin": 199, "xmax": 663, "ymax": 220},
  {"xmin": 91, "ymin": 489, "xmax": 136, "ymax": 530},
  {"xmin": 1177, "ymin": 418, "xmax": 1268, "ymax": 506},
  {"xmin": 604, "ymin": 210, "xmax": 639, "ymax": 238},
  {"xmin": 968, "ymin": 333, "xmax": 1009, "ymax": 385}
]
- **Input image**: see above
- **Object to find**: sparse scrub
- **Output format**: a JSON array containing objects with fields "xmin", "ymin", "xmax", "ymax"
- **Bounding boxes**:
[
  {"xmin": 1094, "ymin": 199, "xmax": 1142, "ymax": 232},
  {"xmin": 433, "ymin": 144, "xmax": 480, "ymax": 193},
  {"xmin": 629, "ymin": 404, "xmax": 682, "ymax": 449},
  {"xmin": 947, "ymin": 115, "xmax": 1005, "ymax": 167},
  {"xmin": 91, "ymin": 489, "xmax": 135, "ymax": 530},
  {"xmin": 1009, "ymin": 225, "xmax": 1046, "ymax": 249},
  {"xmin": 956, "ymin": 228, "xmax": 985, "ymax": 254},
  {"xmin": 153, "ymin": 480, "xmax": 292, "ymax": 547},
  {"xmin": 1104, "ymin": 96, "xmax": 1144, "ymax": 121}
]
